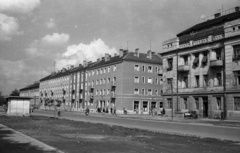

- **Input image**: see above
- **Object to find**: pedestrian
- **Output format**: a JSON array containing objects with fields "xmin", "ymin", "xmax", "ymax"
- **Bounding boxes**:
[
  {"xmin": 113, "ymin": 106, "xmax": 116, "ymax": 115},
  {"xmin": 110, "ymin": 107, "xmax": 113, "ymax": 114},
  {"xmin": 220, "ymin": 111, "xmax": 224, "ymax": 121}
]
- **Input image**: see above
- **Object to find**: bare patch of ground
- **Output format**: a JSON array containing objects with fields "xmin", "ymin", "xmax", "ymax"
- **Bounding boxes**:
[{"xmin": 0, "ymin": 115, "xmax": 239, "ymax": 153}]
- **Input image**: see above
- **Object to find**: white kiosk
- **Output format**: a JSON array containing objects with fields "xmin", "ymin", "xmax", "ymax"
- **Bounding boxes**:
[{"xmin": 6, "ymin": 96, "xmax": 32, "ymax": 116}]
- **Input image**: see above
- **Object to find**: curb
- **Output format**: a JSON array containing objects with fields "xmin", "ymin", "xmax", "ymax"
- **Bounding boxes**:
[{"xmin": 0, "ymin": 124, "xmax": 64, "ymax": 153}]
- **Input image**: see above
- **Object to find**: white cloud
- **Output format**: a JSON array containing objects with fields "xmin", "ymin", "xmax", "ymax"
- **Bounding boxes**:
[
  {"xmin": 56, "ymin": 39, "xmax": 118, "ymax": 70},
  {"xmin": 46, "ymin": 18, "xmax": 55, "ymax": 29},
  {"xmin": 0, "ymin": 13, "xmax": 21, "ymax": 41},
  {"xmin": 0, "ymin": 0, "xmax": 40, "ymax": 13},
  {"xmin": 41, "ymin": 33, "xmax": 70, "ymax": 45},
  {"xmin": 0, "ymin": 59, "xmax": 48, "ymax": 94}
]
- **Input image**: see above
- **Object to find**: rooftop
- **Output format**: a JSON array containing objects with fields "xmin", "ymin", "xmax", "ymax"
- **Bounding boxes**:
[{"xmin": 19, "ymin": 82, "xmax": 39, "ymax": 91}]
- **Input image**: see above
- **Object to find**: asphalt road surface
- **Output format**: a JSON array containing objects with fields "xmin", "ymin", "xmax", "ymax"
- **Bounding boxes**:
[{"xmin": 34, "ymin": 110, "xmax": 240, "ymax": 142}]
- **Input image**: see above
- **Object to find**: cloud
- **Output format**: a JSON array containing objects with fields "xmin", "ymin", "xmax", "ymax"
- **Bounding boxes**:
[
  {"xmin": 56, "ymin": 39, "xmax": 118, "ymax": 70},
  {"xmin": 41, "ymin": 33, "xmax": 70, "ymax": 45},
  {"xmin": 0, "ymin": 0, "xmax": 40, "ymax": 13},
  {"xmin": 0, "ymin": 59, "xmax": 48, "ymax": 94},
  {"xmin": 46, "ymin": 18, "xmax": 55, "ymax": 29},
  {"xmin": 0, "ymin": 13, "xmax": 21, "ymax": 41}
]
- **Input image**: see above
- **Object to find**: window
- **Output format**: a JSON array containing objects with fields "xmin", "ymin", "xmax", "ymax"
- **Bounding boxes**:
[
  {"xmin": 167, "ymin": 98, "xmax": 172, "ymax": 109},
  {"xmin": 100, "ymin": 79, "xmax": 102, "ymax": 84},
  {"xmin": 100, "ymin": 69, "xmax": 103, "ymax": 74},
  {"xmin": 96, "ymin": 70, "xmax": 99, "ymax": 75},
  {"xmin": 142, "ymin": 77, "xmax": 145, "ymax": 84},
  {"xmin": 195, "ymin": 75, "xmax": 199, "ymax": 87},
  {"xmin": 183, "ymin": 55, "xmax": 188, "ymax": 65},
  {"xmin": 142, "ymin": 89, "xmax": 145, "ymax": 95},
  {"xmin": 147, "ymin": 89, "xmax": 152, "ymax": 95},
  {"xmin": 134, "ymin": 65, "xmax": 139, "ymax": 71},
  {"xmin": 103, "ymin": 68, "xmax": 106, "ymax": 73},
  {"xmin": 155, "ymin": 89, "xmax": 158, "ymax": 95},
  {"xmin": 155, "ymin": 67, "xmax": 158, "ymax": 73},
  {"xmin": 183, "ymin": 98, "xmax": 187, "ymax": 109},
  {"xmin": 193, "ymin": 54, "xmax": 199, "ymax": 67},
  {"xmin": 134, "ymin": 88, "xmax": 139, "ymax": 94},
  {"xmin": 92, "ymin": 70, "xmax": 94, "ymax": 76},
  {"xmin": 103, "ymin": 89, "xmax": 105, "ymax": 95},
  {"xmin": 113, "ymin": 77, "xmax": 116, "ymax": 82},
  {"xmin": 96, "ymin": 90, "xmax": 98, "ymax": 96},
  {"xmin": 167, "ymin": 58, "xmax": 173, "ymax": 71},
  {"xmin": 148, "ymin": 78, "xmax": 153, "ymax": 84},
  {"xmin": 202, "ymin": 53, "xmax": 208, "ymax": 66},
  {"xmin": 216, "ymin": 49, "xmax": 222, "ymax": 60},
  {"xmin": 103, "ymin": 78, "xmax": 106, "ymax": 84},
  {"xmin": 142, "ymin": 65, "xmax": 145, "ymax": 72},
  {"xmin": 216, "ymin": 73, "xmax": 222, "ymax": 86},
  {"xmin": 113, "ymin": 65, "xmax": 117, "ymax": 71},
  {"xmin": 155, "ymin": 78, "xmax": 158, "ymax": 85},
  {"xmin": 108, "ymin": 67, "xmax": 111, "ymax": 72},
  {"xmin": 233, "ymin": 45, "xmax": 240, "ymax": 60},
  {"xmin": 107, "ymin": 78, "xmax": 110, "ymax": 83},
  {"xmin": 96, "ymin": 80, "xmax": 99, "ymax": 85},
  {"xmin": 195, "ymin": 98, "xmax": 199, "ymax": 110},
  {"xmin": 107, "ymin": 89, "xmax": 110, "ymax": 95},
  {"xmin": 148, "ymin": 66, "xmax": 153, "ymax": 73},
  {"xmin": 233, "ymin": 71, "xmax": 240, "ymax": 86},
  {"xmin": 203, "ymin": 75, "xmax": 208, "ymax": 87},
  {"xmin": 167, "ymin": 78, "xmax": 173, "ymax": 89},
  {"xmin": 216, "ymin": 97, "xmax": 222, "ymax": 110},
  {"xmin": 183, "ymin": 76, "xmax": 188, "ymax": 88},
  {"xmin": 134, "ymin": 77, "xmax": 139, "ymax": 83},
  {"xmin": 234, "ymin": 97, "xmax": 240, "ymax": 111}
]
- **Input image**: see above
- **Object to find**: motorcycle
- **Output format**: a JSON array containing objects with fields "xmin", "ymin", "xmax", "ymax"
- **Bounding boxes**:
[{"xmin": 85, "ymin": 108, "xmax": 89, "ymax": 116}]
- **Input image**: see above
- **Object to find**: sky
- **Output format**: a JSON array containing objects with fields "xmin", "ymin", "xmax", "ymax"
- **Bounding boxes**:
[{"xmin": 0, "ymin": 0, "xmax": 239, "ymax": 95}]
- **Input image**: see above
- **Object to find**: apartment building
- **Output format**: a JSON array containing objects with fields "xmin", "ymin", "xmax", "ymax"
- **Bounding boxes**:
[
  {"xmin": 83, "ymin": 49, "xmax": 163, "ymax": 114},
  {"xmin": 39, "ymin": 67, "xmax": 71, "ymax": 109},
  {"xmin": 161, "ymin": 6, "xmax": 240, "ymax": 120},
  {"xmin": 19, "ymin": 81, "xmax": 40, "ymax": 107}
]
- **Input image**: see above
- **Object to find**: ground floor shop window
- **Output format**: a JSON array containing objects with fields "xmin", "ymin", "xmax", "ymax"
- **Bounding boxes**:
[
  {"xmin": 143, "ymin": 101, "xmax": 148, "ymax": 112},
  {"xmin": 234, "ymin": 97, "xmax": 240, "ymax": 111},
  {"xmin": 167, "ymin": 98, "xmax": 172, "ymax": 109},
  {"xmin": 195, "ymin": 98, "xmax": 199, "ymax": 110},
  {"xmin": 183, "ymin": 98, "xmax": 188, "ymax": 109},
  {"xmin": 134, "ymin": 101, "xmax": 139, "ymax": 112},
  {"xmin": 216, "ymin": 97, "xmax": 222, "ymax": 110}
]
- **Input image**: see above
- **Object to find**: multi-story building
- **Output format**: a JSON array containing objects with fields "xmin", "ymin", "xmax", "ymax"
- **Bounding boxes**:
[
  {"xmin": 19, "ymin": 81, "xmax": 40, "ymax": 107},
  {"xmin": 161, "ymin": 6, "xmax": 240, "ymax": 120},
  {"xmin": 84, "ymin": 49, "xmax": 163, "ymax": 114},
  {"xmin": 39, "ymin": 67, "xmax": 71, "ymax": 110}
]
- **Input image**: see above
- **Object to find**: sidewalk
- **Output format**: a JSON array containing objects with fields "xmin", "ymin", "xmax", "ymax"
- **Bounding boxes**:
[{"xmin": 63, "ymin": 109, "xmax": 240, "ymax": 128}]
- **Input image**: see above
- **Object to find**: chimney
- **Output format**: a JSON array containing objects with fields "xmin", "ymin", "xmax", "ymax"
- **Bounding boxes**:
[
  {"xmin": 119, "ymin": 49, "xmax": 124, "ymax": 57},
  {"xmin": 235, "ymin": 6, "xmax": 240, "ymax": 12},
  {"xmin": 214, "ymin": 13, "xmax": 221, "ymax": 18},
  {"xmin": 83, "ymin": 60, "xmax": 87, "ymax": 67},
  {"xmin": 105, "ymin": 53, "xmax": 110, "ymax": 62},
  {"xmin": 135, "ymin": 48, "xmax": 140, "ymax": 57},
  {"xmin": 123, "ymin": 49, "xmax": 128, "ymax": 55},
  {"xmin": 147, "ymin": 50, "xmax": 152, "ymax": 59}
]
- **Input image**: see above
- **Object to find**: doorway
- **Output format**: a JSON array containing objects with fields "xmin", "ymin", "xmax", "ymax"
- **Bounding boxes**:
[
  {"xmin": 134, "ymin": 101, "xmax": 139, "ymax": 114},
  {"xmin": 203, "ymin": 98, "xmax": 208, "ymax": 118}
]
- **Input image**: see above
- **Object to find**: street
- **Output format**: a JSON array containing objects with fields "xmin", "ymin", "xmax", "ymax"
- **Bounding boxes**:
[{"xmin": 34, "ymin": 110, "xmax": 240, "ymax": 142}]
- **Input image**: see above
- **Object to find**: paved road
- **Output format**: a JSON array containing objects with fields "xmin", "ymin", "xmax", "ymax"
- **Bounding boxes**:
[{"xmin": 34, "ymin": 110, "xmax": 240, "ymax": 142}]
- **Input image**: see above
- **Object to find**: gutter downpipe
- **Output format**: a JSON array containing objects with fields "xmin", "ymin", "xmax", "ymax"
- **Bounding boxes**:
[
  {"xmin": 223, "ymin": 45, "xmax": 227, "ymax": 120},
  {"xmin": 176, "ymin": 50, "xmax": 179, "ymax": 112}
]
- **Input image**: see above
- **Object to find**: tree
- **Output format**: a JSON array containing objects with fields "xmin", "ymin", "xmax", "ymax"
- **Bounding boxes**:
[
  {"xmin": 0, "ymin": 91, "xmax": 6, "ymax": 106},
  {"xmin": 10, "ymin": 89, "xmax": 20, "ymax": 96}
]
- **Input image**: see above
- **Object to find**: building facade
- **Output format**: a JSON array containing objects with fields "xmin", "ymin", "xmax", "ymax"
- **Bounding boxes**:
[
  {"xmin": 19, "ymin": 82, "xmax": 40, "ymax": 107},
  {"xmin": 161, "ymin": 6, "xmax": 240, "ymax": 120},
  {"xmin": 83, "ymin": 49, "xmax": 163, "ymax": 114}
]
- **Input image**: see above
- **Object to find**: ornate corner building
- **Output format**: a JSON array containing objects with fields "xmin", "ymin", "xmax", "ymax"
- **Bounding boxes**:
[{"xmin": 160, "ymin": 6, "xmax": 240, "ymax": 120}]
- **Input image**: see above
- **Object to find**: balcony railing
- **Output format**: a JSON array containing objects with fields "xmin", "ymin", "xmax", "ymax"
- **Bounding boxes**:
[
  {"xmin": 210, "ymin": 60, "xmax": 223, "ymax": 67},
  {"xmin": 178, "ymin": 65, "xmax": 190, "ymax": 72}
]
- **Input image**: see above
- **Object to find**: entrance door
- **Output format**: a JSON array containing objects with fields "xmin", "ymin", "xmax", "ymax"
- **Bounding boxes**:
[
  {"xmin": 142, "ymin": 101, "xmax": 148, "ymax": 113},
  {"xmin": 134, "ymin": 101, "xmax": 139, "ymax": 114},
  {"xmin": 203, "ymin": 98, "xmax": 208, "ymax": 118}
]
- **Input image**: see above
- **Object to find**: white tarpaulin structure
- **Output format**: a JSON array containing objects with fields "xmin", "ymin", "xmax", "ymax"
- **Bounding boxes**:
[{"xmin": 6, "ymin": 96, "xmax": 31, "ymax": 116}]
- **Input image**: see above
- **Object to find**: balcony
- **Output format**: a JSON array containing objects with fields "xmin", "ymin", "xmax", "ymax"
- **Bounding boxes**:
[
  {"xmin": 178, "ymin": 65, "xmax": 190, "ymax": 72},
  {"xmin": 111, "ymin": 92, "xmax": 116, "ymax": 99},
  {"xmin": 210, "ymin": 60, "xmax": 223, "ymax": 67}
]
